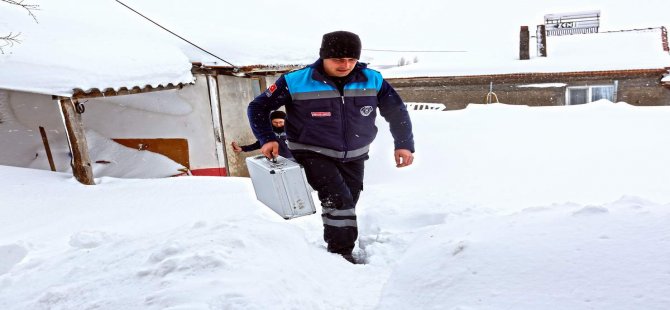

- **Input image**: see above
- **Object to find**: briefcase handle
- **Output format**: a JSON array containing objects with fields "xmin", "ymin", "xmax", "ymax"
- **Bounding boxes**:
[
  {"xmin": 266, "ymin": 156, "xmax": 286, "ymax": 168},
  {"xmin": 253, "ymin": 154, "xmax": 286, "ymax": 167}
]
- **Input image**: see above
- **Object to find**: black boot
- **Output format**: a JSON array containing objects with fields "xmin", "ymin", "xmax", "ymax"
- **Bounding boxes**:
[{"xmin": 341, "ymin": 253, "xmax": 356, "ymax": 264}]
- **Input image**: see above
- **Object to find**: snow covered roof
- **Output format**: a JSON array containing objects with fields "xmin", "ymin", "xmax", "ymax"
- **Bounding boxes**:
[
  {"xmin": 379, "ymin": 28, "xmax": 670, "ymax": 78},
  {"xmin": 0, "ymin": 0, "xmax": 194, "ymax": 97},
  {"xmin": 2, "ymin": 1, "xmax": 669, "ymax": 91}
]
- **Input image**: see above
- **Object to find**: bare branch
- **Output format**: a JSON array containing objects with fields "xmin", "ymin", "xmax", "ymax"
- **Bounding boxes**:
[
  {"xmin": 1, "ymin": 0, "xmax": 40, "ymax": 23},
  {"xmin": 0, "ymin": 32, "xmax": 22, "ymax": 54},
  {"xmin": 1, "ymin": 0, "xmax": 39, "ymax": 53}
]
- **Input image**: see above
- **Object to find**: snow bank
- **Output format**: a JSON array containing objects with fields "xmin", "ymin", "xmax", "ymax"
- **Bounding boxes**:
[{"xmin": 2, "ymin": 101, "xmax": 670, "ymax": 309}]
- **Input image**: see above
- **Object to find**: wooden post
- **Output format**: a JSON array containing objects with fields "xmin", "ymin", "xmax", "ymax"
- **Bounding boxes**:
[
  {"xmin": 39, "ymin": 126, "xmax": 57, "ymax": 172},
  {"xmin": 537, "ymin": 25, "xmax": 547, "ymax": 57},
  {"xmin": 662, "ymin": 26, "xmax": 669, "ymax": 52},
  {"xmin": 59, "ymin": 98, "xmax": 94, "ymax": 185},
  {"xmin": 520, "ymin": 26, "xmax": 530, "ymax": 60},
  {"xmin": 257, "ymin": 77, "xmax": 267, "ymax": 94},
  {"xmin": 206, "ymin": 74, "xmax": 228, "ymax": 176}
]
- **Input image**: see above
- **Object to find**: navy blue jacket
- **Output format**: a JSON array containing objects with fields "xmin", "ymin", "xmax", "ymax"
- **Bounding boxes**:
[{"xmin": 248, "ymin": 59, "xmax": 414, "ymax": 161}]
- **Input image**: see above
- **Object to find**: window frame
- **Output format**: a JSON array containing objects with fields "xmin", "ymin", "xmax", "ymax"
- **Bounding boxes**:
[{"xmin": 565, "ymin": 82, "xmax": 618, "ymax": 105}]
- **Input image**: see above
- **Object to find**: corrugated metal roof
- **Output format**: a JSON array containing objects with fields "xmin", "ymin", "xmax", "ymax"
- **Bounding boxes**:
[
  {"xmin": 69, "ymin": 83, "xmax": 193, "ymax": 99},
  {"xmin": 192, "ymin": 63, "xmax": 305, "ymax": 77}
]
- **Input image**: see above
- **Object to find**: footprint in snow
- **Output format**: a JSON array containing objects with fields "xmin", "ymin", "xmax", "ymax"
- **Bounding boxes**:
[
  {"xmin": 0, "ymin": 244, "xmax": 29, "ymax": 275},
  {"xmin": 452, "ymin": 241, "xmax": 467, "ymax": 256},
  {"xmin": 147, "ymin": 242, "xmax": 184, "ymax": 263},
  {"xmin": 69, "ymin": 231, "xmax": 112, "ymax": 249},
  {"xmin": 572, "ymin": 206, "xmax": 609, "ymax": 216}
]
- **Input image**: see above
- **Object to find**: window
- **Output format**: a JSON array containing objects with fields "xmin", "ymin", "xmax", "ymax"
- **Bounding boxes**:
[
  {"xmin": 566, "ymin": 83, "xmax": 617, "ymax": 105},
  {"xmin": 568, "ymin": 88, "xmax": 588, "ymax": 105}
]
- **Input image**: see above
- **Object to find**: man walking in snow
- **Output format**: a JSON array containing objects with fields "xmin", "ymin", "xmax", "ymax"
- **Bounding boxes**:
[{"xmin": 247, "ymin": 30, "xmax": 415, "ymax": 263}]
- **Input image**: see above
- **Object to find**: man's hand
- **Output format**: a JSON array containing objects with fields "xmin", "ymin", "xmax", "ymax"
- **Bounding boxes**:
[
  {"xmin": 394, "ymin": 149, "xmax": 414, "ymax": 168},
  {"xmin": 260, "ymin": 141, "xmax": 279, "ymax": 160},
  {"xmin": 231, "ymin": 141, "xmax": 242, "ymax": 153}
]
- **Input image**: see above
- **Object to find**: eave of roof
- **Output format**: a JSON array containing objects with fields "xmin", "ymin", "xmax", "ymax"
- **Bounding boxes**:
[
  {"xmin": 65, "ymin": 82, "xmax": 193, "ymax": 100},
  {"xmin": 192, "ymin": 63, "xmax": 305, "ymax": 77},
  {"xmin": 387, "ymin": 68, "xmax": 670, "ymax": 84}
]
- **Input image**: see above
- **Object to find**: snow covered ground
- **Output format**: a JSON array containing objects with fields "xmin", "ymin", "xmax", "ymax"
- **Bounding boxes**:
[{"xmin": 2, "ymin": 101, "xmax": 670, "ymax": 309}]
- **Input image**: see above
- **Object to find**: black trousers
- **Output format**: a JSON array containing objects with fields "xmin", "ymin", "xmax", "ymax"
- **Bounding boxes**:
[{"xmin": 293, "ymin": 151, "xmax": 366, "ymax": 255}]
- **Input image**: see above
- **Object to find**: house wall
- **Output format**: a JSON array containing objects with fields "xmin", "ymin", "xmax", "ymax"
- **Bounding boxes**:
[
  {"xmin": 217, "ymin": 75, "xmax": 260, "ymax": 177},
  {"xmin": 388, "ymin": 70, "xmax": 670, "ymax": 110},
  {"xmin": 617, "ymin": 76, "xmax": 670, "ymax": 106},
  {"xmin": 218, "ymin": 75, "xmax": 279, "ymax": 177},
  {"xmin": 82, "ymin": 77, "xmax": 220, "ymax": 175},
  {"xmin": 1, "ymin": 77, "xmax": 223, "ymax": 177},
  {"xmin": 0, "ymin": 90, "xmax": 64, "ymax": 170},
  {"xmin": 1, "ymin": 73, "xmax": 288, "ymax": 178}
]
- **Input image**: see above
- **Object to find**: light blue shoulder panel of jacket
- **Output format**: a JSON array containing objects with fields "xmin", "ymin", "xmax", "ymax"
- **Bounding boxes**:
[
  {"xmin": 284, "ymin": 66, "xmax": 384, "ymax": 100},
  {"xmin": 343, "ymin": 68, "xmax": 384, "ymax": 98}
]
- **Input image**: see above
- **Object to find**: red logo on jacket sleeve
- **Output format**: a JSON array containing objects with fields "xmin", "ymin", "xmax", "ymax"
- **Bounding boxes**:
[{"xmin": 265, "ymin": 83, "xmax": 278, "ymax": 97}]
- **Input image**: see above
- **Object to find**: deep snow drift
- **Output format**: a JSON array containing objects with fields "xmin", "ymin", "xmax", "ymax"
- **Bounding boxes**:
[{"xmin": 1, "ymin": 101, "xmax": 670, "ymax": 309}]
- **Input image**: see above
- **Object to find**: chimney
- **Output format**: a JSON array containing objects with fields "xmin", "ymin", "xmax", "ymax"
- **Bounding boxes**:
[
  {"xmin": 662, "ymin": 26, "xmax": 669, "ymax": 52},
  {"xmin": 520, "ymin": 26, "xmax": 530, "ymax": 60},
  {"xmin": 536, "ymin": 25, "xmax": 547, "ymax": 57}
]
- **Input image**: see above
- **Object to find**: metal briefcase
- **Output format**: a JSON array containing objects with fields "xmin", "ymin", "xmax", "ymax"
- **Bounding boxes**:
[{"xmin": 246, "ymin": 155, "xmax": 317, "ymax": 220}]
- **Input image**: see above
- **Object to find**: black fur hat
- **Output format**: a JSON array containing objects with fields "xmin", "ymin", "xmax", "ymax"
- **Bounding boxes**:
[
  {"xmin": 319, "ymin": 31, "xmax": 362, "ymax": 59},
  {"xmin": 270, "ymin": 110, "xmax": 286, "ymax": 120}
]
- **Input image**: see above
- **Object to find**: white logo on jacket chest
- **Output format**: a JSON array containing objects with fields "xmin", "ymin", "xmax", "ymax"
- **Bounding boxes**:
[{"xmin": 360, "ymin": 106, "xmax": 374, "ymax": 116}]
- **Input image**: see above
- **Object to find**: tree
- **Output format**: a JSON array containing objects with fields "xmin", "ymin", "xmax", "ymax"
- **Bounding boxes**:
[
  {"xmin": 398, "ymin": 56, "xmax": 407, "ymax": 67},
  {"xmin": 1, "ymin": 0, "xmax": 40, "ymax": 54}
]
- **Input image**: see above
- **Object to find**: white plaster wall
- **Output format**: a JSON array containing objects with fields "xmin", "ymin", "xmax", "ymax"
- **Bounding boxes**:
[
  {"xmin": 0, "ymin": 90, "xmax": 67, "ymax": 170},
  {"xmin": 81, "ymin": 77, "xmax": 218, "ymax": 170},
  {"xmin": 2, "ymin": 74, "xmax": 281, "ymax": 177},
  {"xmin": 2, "ymin": 76, "xmax": 220, "ymax": 174}
]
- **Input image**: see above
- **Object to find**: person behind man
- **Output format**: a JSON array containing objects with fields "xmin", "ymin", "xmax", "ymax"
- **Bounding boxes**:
[
  {"xmin": 247, "ymin": 31, "xmax": 415, "ymax": 263},
  {"xmin": 232, "ymin": 110, "xmax": 292, "ymax": 159}
]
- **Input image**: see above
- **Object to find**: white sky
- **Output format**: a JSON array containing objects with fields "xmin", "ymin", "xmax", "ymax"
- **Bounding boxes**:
[
  {"xmin": 2, "ymin": 101, "xmax": 670, "ymax": 309},
  {"xmin": 121, "ymin": 0, "xmax": 670, "ymax": 65}
]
